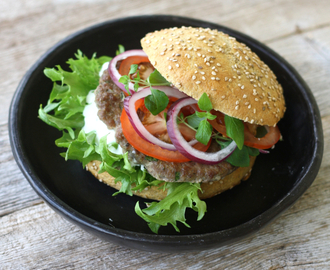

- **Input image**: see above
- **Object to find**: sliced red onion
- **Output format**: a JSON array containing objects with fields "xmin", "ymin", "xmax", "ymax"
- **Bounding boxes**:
[
  {"xmin": 259, "ymin": 149, "xmax": 270, "ymax": 154},
  {"xmin": 167, "ymin": 97, "xmax": 237, "ymax": 165},
  {"xmin": 108, "ymin": 49, "xmax": 147, "ymax": 95},
  {"xmin": 124, "ymin": 86, "xmax": 195, "ymax": 151}
]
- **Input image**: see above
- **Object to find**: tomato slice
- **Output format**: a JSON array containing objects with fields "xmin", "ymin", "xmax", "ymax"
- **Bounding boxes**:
[
  {"xmin": 208, "ymin": 109, "xmax": 227, "ymax": 136},
  {"xmin": 118, "ymin": 56, "xmax": 154, "ymax": 81},
  {"xmin": 208, "ymin": 110, "xmax": 281, "ymax": 149},
  {"xmin": 243, "ymin": 125, "xmax": 281, "ymax": 149},
  {"xmin": 120, "ymin": 107, "xmax": 210, "ymax": 163}
]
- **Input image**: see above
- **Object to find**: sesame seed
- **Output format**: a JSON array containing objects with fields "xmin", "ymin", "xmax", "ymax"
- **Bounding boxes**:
[
  {"xmin": 243, "ymin": 94, "xmax": 247, "ymax": 98},
  {"xmin": 192, "ymin": 75, "xmax": 196, "ymax": 80},
  {"xmin": 168, "ymin": 66, "xmax": 172, "ymax": 70},
  {"xmin": 212, "ymin": 71, "xmax": 216, "ymax": 75},
  {"xmin": 202, "ymin": 76, "xmax": 206, "ymax": 80},
  {"xmin": 211, "ymin": 77, "xmax": 215, "ymax": 80},
  {"xmin": 196, "ymin": 81, "xmax": 201, "ymax": 84},
  {"xmin": 176, "ymin": 64, "xmax": 180, "ymax": 67},
  {"xmin": 235, "ymin": 105, "xmax": 239, "ymax": 110},
  {"xmin": 216, "ymin": 77, "xmax": 220, "ymax": 81}
]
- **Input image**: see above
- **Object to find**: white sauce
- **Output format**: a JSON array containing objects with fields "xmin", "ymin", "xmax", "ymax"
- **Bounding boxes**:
[
  {"xmin": 81, "ymin": 62, "xmax": 123, "ymax": 155},
  {"xmin": 99, "ymin": 62, "xmax": 109, "ymax": 77}
]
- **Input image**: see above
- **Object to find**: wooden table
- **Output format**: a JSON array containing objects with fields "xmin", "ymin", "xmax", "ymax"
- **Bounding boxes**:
[{"xmin": 1, "ymin": 0, "xmax": 330, "ymax": 268}]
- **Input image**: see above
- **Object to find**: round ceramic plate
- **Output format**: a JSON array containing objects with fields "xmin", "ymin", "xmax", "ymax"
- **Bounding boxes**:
[{"xmin": 9, "ymin": 15, "xmax": 323, "ymax": 252}]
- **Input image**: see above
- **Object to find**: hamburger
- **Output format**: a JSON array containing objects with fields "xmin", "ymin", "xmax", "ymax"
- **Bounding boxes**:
[{"xmin": 39, "ymin": 26, "xmax": 285, "ymax": 233}]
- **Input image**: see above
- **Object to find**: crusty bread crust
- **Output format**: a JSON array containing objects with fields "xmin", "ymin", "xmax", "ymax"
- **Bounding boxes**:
[
  {"xmin": 141, "ymin": 27, "xmax": 285, "ymax": 126},
  {"xmin": 86, "ymin": 156, "xmax": 256, "ymax": 201}
]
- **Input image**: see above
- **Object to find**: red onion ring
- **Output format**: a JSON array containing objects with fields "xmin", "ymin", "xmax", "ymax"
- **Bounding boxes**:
[
  {"xmin": 108, "ymin": 49, "xmax": 147, "ymax": 95},
  {"xmin": 167, "ymin": 97, "xmax": 237, "ymax": 165},
  {"xmin": 123, "ymin": 86, "xmax": 196, "ymax": 151}
]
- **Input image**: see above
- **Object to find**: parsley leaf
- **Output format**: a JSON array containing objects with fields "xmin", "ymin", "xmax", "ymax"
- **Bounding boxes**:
[
  {"xmin": 198, "ymin": 93, "xmax": 213, "ymax": 111},
  {"xmin": 186, "ymin": 113, "xmax": 204, "ymax": 129},
  {"xmin": 218, "ymin": 139, "xmax": 259, "ymax": 167},
  {"xmin": 116, "ymin": 44, "xmax": 125, "ymax": 55},
  {"xmin": 224, "ymin": 115, "xmax": 245, "ymax": 150},
  {"xmin": 147, "ymin": 69, "xmax": 171, "ymax": 86},
  {"xmin": 144, "ymin": 87, "xmax": 169, "ymax": 115},
  {"xmin": 195, "ymin": 119, "xmax": 213, "ymax": 145}
]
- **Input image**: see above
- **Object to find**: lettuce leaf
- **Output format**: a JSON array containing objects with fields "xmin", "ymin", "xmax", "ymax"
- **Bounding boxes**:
[
  {"xmin": 38, "ymin": 50, "xmax": 111, "ymax": 138},
  {"xmin": 135, "ymin": 182, "xmax": 206, "ymax": 233},
  {"xmin": 39, "ymin": 50, "xmax": 208, "ymax": 234}
]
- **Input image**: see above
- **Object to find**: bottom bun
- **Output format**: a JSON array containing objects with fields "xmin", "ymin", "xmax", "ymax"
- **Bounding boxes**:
[{"xmin": 86, "ymin": 156, "xmax": 256, "ymax": 201}]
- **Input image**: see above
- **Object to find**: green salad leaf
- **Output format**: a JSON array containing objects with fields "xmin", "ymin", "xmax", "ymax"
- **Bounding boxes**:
[
  {"xmin": 38, "ymin": 50, "xmax": 111, "ymax": 139},
  {"xmin": 39, "ymin": 50, "xmax": 208, "ymax": 234},
  {"xmin": 135, "ymin": 182, "xmax": 206, "ymax": 233}
]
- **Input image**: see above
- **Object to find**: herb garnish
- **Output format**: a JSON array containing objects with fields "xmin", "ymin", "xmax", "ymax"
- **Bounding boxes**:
[
  {"xmin": 120, "ymin": 63, "xmax": 257, "ymax": 167},
  {"xmin": 119, "ymin": 64, "xmax": 171, "ymax": 94},
  {"xmin": 119, "ymin": 65, "xmax": 171, "ymax": 115},
  {"xmin": 224, "ymin": 115, "xmax": 245, "ymax": 150}
]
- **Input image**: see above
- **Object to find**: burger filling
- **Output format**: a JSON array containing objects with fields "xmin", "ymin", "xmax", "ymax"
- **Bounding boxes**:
[{"xmin": 95, "ymin": 70, "xmax": 236, "ymax": 183}]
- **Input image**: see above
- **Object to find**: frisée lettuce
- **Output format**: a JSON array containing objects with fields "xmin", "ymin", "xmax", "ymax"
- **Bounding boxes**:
[{"xmin": 38, "ymin": 50, "xmax": 206, "ymax": 234}]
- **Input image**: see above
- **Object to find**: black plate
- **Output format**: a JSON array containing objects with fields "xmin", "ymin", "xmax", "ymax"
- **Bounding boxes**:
[{"xmin": 9, "ymin": 15, "xmax": 323, "ymax": 252}]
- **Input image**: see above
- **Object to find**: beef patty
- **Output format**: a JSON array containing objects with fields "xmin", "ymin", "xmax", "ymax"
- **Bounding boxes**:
[{"xmin": 94, "ymin": 70, "xmax": 237, "ymax": 183}]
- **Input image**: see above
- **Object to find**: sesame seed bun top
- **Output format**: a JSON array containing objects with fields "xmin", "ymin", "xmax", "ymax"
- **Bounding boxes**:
[{"xmin": 141, "ymin": 26, "xmax": 286, "ymax": 126}]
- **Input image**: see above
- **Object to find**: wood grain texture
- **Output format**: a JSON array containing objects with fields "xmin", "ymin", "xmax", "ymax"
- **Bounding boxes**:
[{"xmin": 1, "ymin": 0, "xmax": 330, "ymax": 268}]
